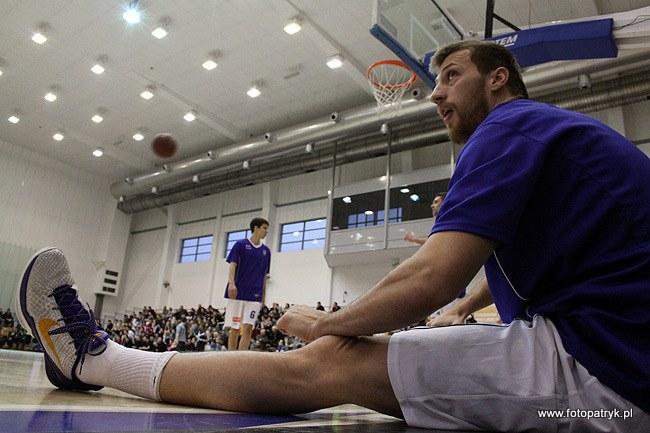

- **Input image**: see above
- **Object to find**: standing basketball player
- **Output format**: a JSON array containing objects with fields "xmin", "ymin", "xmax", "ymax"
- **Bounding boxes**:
[{"xmin": 224, "ymin": 217, "xmax": 270, "ymax": 351}]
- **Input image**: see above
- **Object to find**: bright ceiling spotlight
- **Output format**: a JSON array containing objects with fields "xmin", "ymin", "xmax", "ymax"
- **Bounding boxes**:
[
  {"xmin": 53, "ymin": 132, "xmax": 64, "ymax": 141},
  {"xmin": 326, "ymin": 54, "xmax": 343, "ymax": 69},
  {"xmin": 140, "ymin": 86, "xmax": 154, "ymax": 100},
  {"xmin": 32, "ymin": 32, "xmax": 47, "ymax": 45},
  {"xmin": 400, "ymin": 188, "xmax": 410, "ymax": 193},
  {"xmin": 133, "ymin": 132, "xmax": 144, "ymax": 141},
  {"xmin": 91, "ymin": 114, "xmax": 104, "ymax": 123},
  {"xmin": 342, "ymin": 196, "xmax": 352, "ymax": 204},
  {"xmin": 122, "ymin": 1, "xmax": 141, "ymax": 24},
  {"xmin": 283, "ymin": 18, "xmax": 302, "ymax": 35},
  {"xmin": 44, "ymin": 91, "xmax": 57, "ymax": 102},
  {"xmin": 93, "ymin": 148, "xmax": 104, "ymax": 157},
  {"xmin": 184, "ymin": 110, "xmax": 197, "ymax": 122},
  {"xmin": 247, "ymin": 86, "xmax": 261, "ymax": 98},
  {"xmin": 8, "ymin": 115, "xmax": 19, "ymax": 124}
]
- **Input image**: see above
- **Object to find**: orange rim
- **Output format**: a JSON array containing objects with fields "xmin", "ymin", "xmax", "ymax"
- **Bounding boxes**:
[{"xmin": 367, "ymin": 59, "xmax": 417, "ymax": 90}]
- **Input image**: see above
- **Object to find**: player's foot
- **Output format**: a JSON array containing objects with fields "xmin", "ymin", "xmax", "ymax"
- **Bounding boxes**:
[{"xmin": 16, "ymin": 247, "xmax": 108, "ymax": 391}]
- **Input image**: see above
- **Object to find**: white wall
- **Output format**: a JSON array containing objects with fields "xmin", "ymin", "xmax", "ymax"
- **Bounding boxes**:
[{"xmin": 0, "ymin": 139, "xmax": 119, "ymax": 309}]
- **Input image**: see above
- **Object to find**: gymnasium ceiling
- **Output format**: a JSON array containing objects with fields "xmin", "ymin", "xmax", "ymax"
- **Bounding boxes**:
[{"xmin": 1, "ymin": 0, "xmax": 649, "ymax": 182}]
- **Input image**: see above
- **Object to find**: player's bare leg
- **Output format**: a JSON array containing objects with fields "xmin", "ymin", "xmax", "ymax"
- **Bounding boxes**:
[
  {"xmin": 228, "ymin": 328, "xmax": 239, "ymax": 351},
  {"xmin": 159, "ymin": 335, "xmax": 402, "ymax": 417},
  {"xmin": 238, "ymin": 323, "xmax": 253, "ymax": 350}
]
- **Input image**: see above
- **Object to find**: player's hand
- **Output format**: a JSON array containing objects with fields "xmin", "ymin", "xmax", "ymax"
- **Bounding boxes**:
[
  {"xmin": 277, "ymin": 305, "xmax": 327, "ymax": 342},
  {"xmin": 427, "ymin": 309, "xmax": 467, "ymax": 327},
  {"xmin": 227, "ymin": 282, "xmax": 238, "ymax": 299},
  {"xmin": 404, "ymin": 231, "xmax": 416, "ymax": 242}
]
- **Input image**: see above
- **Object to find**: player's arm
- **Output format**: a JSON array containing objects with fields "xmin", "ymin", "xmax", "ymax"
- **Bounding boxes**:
[
  {"xmin": 227, "ymin": 262, "xmax": 238, "ymax": 298},
  {"xmin": 404, "ymin": 231, "xmax": 427, "ymax": 245},
  {"xmin": 427, "ymin": 277, "xmax": 493, "ymax": 326},
  {"xmin": 278, "ymin": 231, "xmax": 495, "ymax": 340}
]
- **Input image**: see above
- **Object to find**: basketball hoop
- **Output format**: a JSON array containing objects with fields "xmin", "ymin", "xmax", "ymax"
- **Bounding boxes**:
[{"xmin": 367, "ymin": 59, "xmax": 417, "ymax": 113}]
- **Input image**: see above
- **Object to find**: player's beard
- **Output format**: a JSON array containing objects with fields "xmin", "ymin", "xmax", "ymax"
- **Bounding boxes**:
[{"xmin": 448, "ymin": 76, "xmax": 491, "ymax": 144}]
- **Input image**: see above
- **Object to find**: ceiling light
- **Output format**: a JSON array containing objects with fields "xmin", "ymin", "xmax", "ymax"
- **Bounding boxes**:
[
  {"xmin": 184, "ymin": 110, "xmax": 196, "ymax": 122},
  {"xmin": 91, "ymin": 64, "xmax": 105, "ymax": 74},
  {"xmin": 122, "ymin": 1, "xmax": 141, "ymax": 24},
  {"xmin": 247, "ymin": 86, "xmax": 261, "ymax": 98},
  {"xmin": 133, "ymin": 132, "xmax": 144, "ymax": 141},
  {"xmin": 342, "ymin": 196, "xmax": 352, "ymax": 204},
  {"xmin": 118, "ymin": 195, "xmax": 125, "ymax": 203},
  {"xmin": 0, "ymin": 69, "xmax": 4, "ymax": 77},
  {"xmin": 93, "ymin": 148, "xmax": 104, "ymax": 157},
  {"xmin": 91, "ymin": 114, "xmax": 103, "ymax": 123},
  {"xmin": 400, "ymin": 188, "xmax": 410, "ymax": 193},
  {"xmin": 44, "ymin": 92, "xmax": 57, "ymax": 102},
  {"xmin": 151, "ymin": 186, "xmax": 159, "ymax": 194},
  {"xmin": 53, "ymin": 132, "xmax": 64, "ymax": 141},
  {"xmin": 32, "ymin": 32, "xmax": 47, "ymax": 45},
  {"xmin": 151, "ymin": 27, "xmax": 167, "ymax": 39},
  {"xmin": 140, "ymin": 88, "xmax": 154, "ymax": 100},
  {"xmin": 202, "ymin": 59, "xmax": 217, "ymax": 70},
  {"xmin": 8, "ymin": 115, "xmax": 20, "ymax": 124},
  {"xmin": 326, "ymin": 55, "xmax": 343, "ymax": 69},
  {"xmin": 409, "ymin": 194, "xmax": 420, "ymax": 202},
  {"xmin": 364, "ymin": 210, "xmax": 374, "ymax": 215},
  {"xmin": 242, "ymin": 160, "xmax": 250, "ymax": 170},
  {"xmin": 192, "ymin": 174, "xmax": 200, "ymax": 184},
  {"xmin": 283, "ymin": 18, "xmax": 302, "ymax": 35}
]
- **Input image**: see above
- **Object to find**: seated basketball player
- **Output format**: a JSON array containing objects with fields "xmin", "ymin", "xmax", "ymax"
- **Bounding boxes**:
[{"xmin": 17, "ymin": 41, "xmax": 649, "ymax": 432}]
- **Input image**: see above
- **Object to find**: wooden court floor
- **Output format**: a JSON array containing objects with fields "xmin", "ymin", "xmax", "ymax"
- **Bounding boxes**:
[{"xmin": 0, "ymin": 348, "xmax": 459, "ymax": 433}]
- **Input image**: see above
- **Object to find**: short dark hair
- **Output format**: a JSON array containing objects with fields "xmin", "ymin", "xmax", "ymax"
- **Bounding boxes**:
[
  {"xmin": 250, "ymin": 217, "xmax": 269, "ymax": 231},
  {"xmin": 433, "ymin": 40, "xmax": 528, "ymax": 99},
  {"xmin": 435, "ymin": 192, "xmax": 447, "ymax": 200}
]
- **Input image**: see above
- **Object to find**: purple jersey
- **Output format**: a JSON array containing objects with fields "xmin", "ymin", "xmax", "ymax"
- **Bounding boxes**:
[
  {"xmin": 225, "ymin": 239, "xmax": 271, "ymax": 302},
  {"xmin": 432, "ymin": 99, "xmax": 650, "ymax": 412}
]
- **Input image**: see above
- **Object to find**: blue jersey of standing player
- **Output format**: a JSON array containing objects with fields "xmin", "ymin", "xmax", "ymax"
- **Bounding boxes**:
[{"xmin": 224, "ymin": 239, "xmax": 271, "ymax": 302}]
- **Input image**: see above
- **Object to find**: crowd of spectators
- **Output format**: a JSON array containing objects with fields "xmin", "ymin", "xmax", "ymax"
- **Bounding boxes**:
[{"xmin": 0, "ymin": 302, "xmax": 341, "ymax": 353}]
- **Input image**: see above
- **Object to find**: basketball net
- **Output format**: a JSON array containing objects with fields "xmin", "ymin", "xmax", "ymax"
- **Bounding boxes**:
[{"xmin": 367, "ymin": 59, "xmax": 417, "ymax": 116}]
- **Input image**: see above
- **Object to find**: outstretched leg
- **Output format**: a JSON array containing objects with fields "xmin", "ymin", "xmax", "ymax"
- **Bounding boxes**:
[{"xmin": 160, "ymin": 335, "xmax": 402, "ymax": 417}]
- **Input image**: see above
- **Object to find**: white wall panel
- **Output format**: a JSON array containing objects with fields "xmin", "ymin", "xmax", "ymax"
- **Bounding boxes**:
[
  {"xmin": 276, "ymin": 170, "xmax": 330, "ymax": 204},
  {"xmin": 0, "ymin": 139, "xmax": 113, "ymax": 308},
  {"xmin": 130, "ymin": 208, "xmax": 168, "ymax": 232}
]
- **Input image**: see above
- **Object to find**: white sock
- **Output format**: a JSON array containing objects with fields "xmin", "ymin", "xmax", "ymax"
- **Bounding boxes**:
[{"xmin": 77, "ymin": 339, "xmax": 177, "ymax": 400}]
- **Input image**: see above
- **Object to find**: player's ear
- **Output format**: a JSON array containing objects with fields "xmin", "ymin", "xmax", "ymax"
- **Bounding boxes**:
[{"xmin": 488, "ymin": 67, "xmax": 509, "ymax": 91}]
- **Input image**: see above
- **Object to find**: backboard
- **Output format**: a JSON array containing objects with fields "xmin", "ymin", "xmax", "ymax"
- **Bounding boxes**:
[{"xmin": 370, "ymin": 0, "xmax": 464, "ymax": 88}]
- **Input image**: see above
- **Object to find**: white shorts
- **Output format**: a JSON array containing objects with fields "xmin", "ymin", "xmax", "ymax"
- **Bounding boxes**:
[
  {"xmin": 224, "ymin": 299, "xmax": 261, "ymax": 329},
  {"xmin": 387, "ymin": 316, "xmax": 649, "ymax": 432}
]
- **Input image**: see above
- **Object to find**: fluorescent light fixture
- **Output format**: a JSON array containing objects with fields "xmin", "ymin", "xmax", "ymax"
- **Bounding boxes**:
[
  {"xmin": 202, "ymin": 59, "xmax": 217, "ymax": 70},
  {"xmin": 364, "ymin": 210, "xmax": 374, "ymax": 215},
  {"xmin": 133, "ymin": 132, "xmax": 144, "ymax": 141},
  {"xmin": 8, "ymin": 115, "xmax": 19, "ymax": 124},
  {"xmin": 283, "ymin": 19, "xmax": 302, "ymax": 35},
  {"xmin": 151, "ymin": 27, "xmax": 167, "ymax": 39},
  {"xmin": 247, "ymin": 86, "xmax": 261, "ymax": 98},
  {"xmin": 326, "ymin": 55, "xmax": 343, "ymax": 69},
  {"xmin": 140, "ymin": 89, "xmax": 154, "ymax": 100},
  {"xmin": 91, "ymin": 114, "xmax": 103, "ymax": 123},
  {"xmin": 0, "ymin": 69, "xmax": 4, "ymax": 76},
  {"xmin": 93, "ymin": 148, "xmax": 104, "ymax": 157},
  {"xmin": 184, "ymin": 110, "xmax": 196, "ymax": 122},
  {"xmin": 400, "ymin": 188, "xmax": 410, "ymax": 193},
  {"xmin": 53, "ymin": 132, "xmax": 64, "ymax": 141},
  {"xmin": 44, "ymin": 92, "xmax": 57, "ymax": 102},
  {"xmin": 91, "ymin": 64, "xmax": 105, "ymax": 74},
  {"xmin": 32, "ymin": 32, "xmax": 47, "ymax": 45},
  {"xmin": 409, "ymin": 194, "xmax": 420, "ymax": 202},
  {"xmin": 342, "ymin": 196, "xmax": 352, "ymax": 204}
]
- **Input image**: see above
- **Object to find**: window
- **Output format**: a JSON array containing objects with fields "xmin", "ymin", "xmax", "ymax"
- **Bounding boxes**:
[
  {"xmin": 180, "ymin": 235, "xmax": 213, "ymax": 263},
  {"xmin": 225, "ymin": 229, "xmax": 251, "ymax": 258},
  {"xmin": 280, "ymin": 218, "xmax": 326, "ymax": 252}
]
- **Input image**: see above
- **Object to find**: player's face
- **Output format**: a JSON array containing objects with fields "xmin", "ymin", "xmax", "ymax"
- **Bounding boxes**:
[
  {"xmin": 254, "ymin": 224, "xmax": 269, "ymax": 239},
  {"xmin": 430, "ymin": 50, "xmax": 490, "ymax": 144},
  {"xmin": 431, "ymin": 195, "xmax": 444, "ymax": 217}
]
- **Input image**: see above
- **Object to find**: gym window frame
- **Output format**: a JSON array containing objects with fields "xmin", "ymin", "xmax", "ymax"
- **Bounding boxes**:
[
  {"xmin": 179, "ymin": 235, "xmax": 213, "ymax": 263},
  {"xmin": 224, "ymin": 229, "xmax": 252, "ymax": 258},
  {"xmin": 279, "ymin": 218, "xmax": 326, "ymax": 252}
]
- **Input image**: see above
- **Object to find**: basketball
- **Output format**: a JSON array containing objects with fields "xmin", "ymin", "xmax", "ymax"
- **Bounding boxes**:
[{"xmin": 151, "ymin": 133, "xmax": 177, "ymax": 158}]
